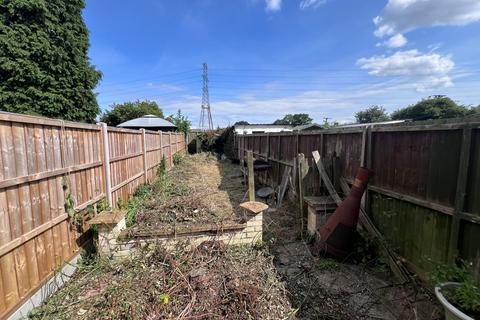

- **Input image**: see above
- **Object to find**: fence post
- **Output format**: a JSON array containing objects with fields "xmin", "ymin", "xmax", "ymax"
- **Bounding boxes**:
[
  {"xmin": 169, "ymin": 132, "xmax": 173, "ymax": 165},
  {"xmin": 360, "ymin": 127, "xmax": 368, "ymax": 167},
  {"xmin": 266, "ymin": 133, "xmax": 270, "ymax": 161},
  {"xmin": 298, "ymin": 153, "xmax": 308, "ymax": 232},
  {"xmin": 141, "ymin": 129, "xmax": 148, "ymax": 184},
  {"xmin": 448, "ymin": 126, "xmax": 472, "ymax": 263},
  {"xmin": 100, "ymin": 123, "xmax": 112, "ymax": 208},
  {"xmin": 184, "ymin": 132, "xmax": 188, "ymax": 154},
  {"xmin": 247, "ymin": 150, "xmax": 255, "ymax": 201},
  {"xmin": 365, "ymin": 128, "xmax": 373, "ymax": 213},
  {"xmin": 196, "ymin": 134, "xmax": 201, "ymax": 154},
  {"xmin": 160, "ymin": 131, "xmax": 163, "ymax": 161}
]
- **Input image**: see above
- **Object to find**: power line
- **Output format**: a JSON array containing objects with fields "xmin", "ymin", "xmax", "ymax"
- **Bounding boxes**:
[{"xmin": 99, "ymin": 68, "xmax": 201, "ymax": 87}]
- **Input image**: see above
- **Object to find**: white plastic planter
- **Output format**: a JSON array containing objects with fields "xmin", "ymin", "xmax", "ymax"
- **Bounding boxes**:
[{"xmin": 435, "ymin": 282, "xmax": 475, "ymax": 320}]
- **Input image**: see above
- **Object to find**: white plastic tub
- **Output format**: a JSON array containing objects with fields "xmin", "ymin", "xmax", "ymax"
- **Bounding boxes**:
[{"xmin": 435, "ymin": 282, "xmax": 475, "ymax": 320}]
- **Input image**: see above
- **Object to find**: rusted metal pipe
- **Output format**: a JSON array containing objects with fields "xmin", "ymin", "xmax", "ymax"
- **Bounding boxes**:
[{"xmin": 314, "ymin": 167, "xmax": 372, "ymax": 258}]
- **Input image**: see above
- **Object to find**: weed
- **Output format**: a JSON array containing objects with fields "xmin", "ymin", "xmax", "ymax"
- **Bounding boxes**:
[
  {"xmin": 316, "ymin": 258, "xmax": 339, "ymax": 271},
  {"xmin": 157, "ymin": 155, "xmax": 167, "ymax": 176},
  {"xmin": 173, "ymin": 153, "xmax": 184, "ymax": 165},
  {"xmin": 159, "ymin": 293, "xmax": 169, "ymax": 305},
  {"xmin": 354, "ymin": 234, "xmax": 381, "ymax": 264},
  {"xmin": 254, "ymin": 240, "xmax": 269, "ymax": 252},
  {"xmin": 295, "ymin": 231, "xmax": 315, "ymax": 244},
  {"xmin": 96, "ymin": 198, "xmax": 109, "ymax": 212}
]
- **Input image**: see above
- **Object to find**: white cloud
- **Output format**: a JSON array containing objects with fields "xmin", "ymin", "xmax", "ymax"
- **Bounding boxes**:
[
  {"xmin": 146, "ymin": 83, "xmax": 183, "ymax": 92},
  {"xmin": 380, "ymin": 33, "xmax": 408, "ymax": 48},
  {"xmin": 265, "ymin": 0, "xmax": 282, "ymax": 12},
  {"xmin": 357, "ymin": 50, "xmax": 454, "ymax": 91},
  {"xmin": 374, "ymin": 0, "xmax": 480, "ymax": 38},
  {"xmin": 300, "ymin": 0, "xmax": 327, "ymax": 10}
]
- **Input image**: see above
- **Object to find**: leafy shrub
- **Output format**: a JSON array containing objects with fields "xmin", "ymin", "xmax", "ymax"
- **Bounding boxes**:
[{"xmin": 431, "ymin": 260, "xmax": 480, "ymax": 316}]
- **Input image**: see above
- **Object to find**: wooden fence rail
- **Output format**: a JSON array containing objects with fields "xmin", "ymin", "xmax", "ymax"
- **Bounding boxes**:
[
  {"xmin": 0, "ymin": 111, "xmax": 185, "ymax": 318},
  {"xmin": 235, "ymin": 120, "xmax": 480, "ymax": 280}
]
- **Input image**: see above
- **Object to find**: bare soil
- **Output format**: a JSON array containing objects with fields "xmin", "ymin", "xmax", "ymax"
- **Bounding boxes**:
[{"xmin": 264, "ymin": 201, "xmax": 442, "ymax": 320}]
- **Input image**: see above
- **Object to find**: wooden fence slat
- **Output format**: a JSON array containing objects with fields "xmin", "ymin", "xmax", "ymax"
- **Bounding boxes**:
[
  {"xmin": 0, "ymin": 112, "xmax": 186, "ymax": 318},
  {"xmin": 448, "ymin": 127, "xmax": 473, "ymax": 263},
  {"xmin": 235, "ymin": 126, "xmax": 480, "ymax": 280}
]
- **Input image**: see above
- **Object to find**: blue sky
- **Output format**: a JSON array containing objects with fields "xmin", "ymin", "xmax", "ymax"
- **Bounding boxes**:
[{"xmin": 84, "ymin": 0, "xmax": 480, "ymax": 127}]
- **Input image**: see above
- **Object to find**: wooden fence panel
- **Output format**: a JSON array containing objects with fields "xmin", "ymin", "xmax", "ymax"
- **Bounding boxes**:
[
  {"xmin": 235, "ymin": 121, "xmax": 480, "ymax": 279},
  {"xmin": 0, "ymin": 112, "xmax": 185, "ymax": 318},
  {"xmin": 371, "ymin": 130, "xmax": 461, "ymax": 207},
  {"xmin": 108, "ymin": 128, "xmax": 144, "ymax": 206},
  {"xmin": 145, "ymin": 131, "xmax": 162, "ymax": 182},
  {"xmin": 465, "ymin": 128, "xmax": 480, "ymax": 215}
]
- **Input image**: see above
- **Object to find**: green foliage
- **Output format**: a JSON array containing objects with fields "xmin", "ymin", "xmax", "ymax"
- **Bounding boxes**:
[
  {"xmin": 430, "ymin": 260, "xmax": 472, "ymax": 284},
  {"xmin": 234, "ymin": 120, "xmax": 249, "ymax": 125},
  {"xmin": 454, "ymin": 281, "xmax": 480, "ymax": 314},
  {"xmin": 430, "ymin": 260, "xmax": 480, "ymax": 315},
  {"xmin": 322, "ymin": 119, "xmax": 340, "ymax": 128},
  {"xmin": 391, "ymin": 96, "xmax": 471, "ymax": 121},
  {"xmin": 166, "ymin": 109, "xmax": 191, "ymax": 135},
  {"xmin": 0, "ymin": 0, "xmax": 101, "ymax": 122},
  {"xmin": 122, "ymin": 157, "xmax": 185, "ymax": 227},
  {"xmin": 355, "ymin": 105, "xmax": 390, "ymax": 124},
  {"xmin": 273, "ymin": 113, "xmax": 312, "ymax": 126},
  {"xmin": 157, "ymin": 155, "xmax": 167, "ymax": 176},
  {"xmin": 354, "ymin": 234, "xmax": 382, "ymax": 264},
  {"xmin": 122, "ymin": 184, "xmax": 154, "ymax": 227},
  {"xmin": 316, "ymin": 259, "xmax": 339, "ymax": 271},
  {"xmin": 100, "ymin": 100, "xmax": 164, "ymax": 126},
  {"xmin": 468, "ymin": 105, "xmax": 480, "ymax": 115},
  {"xmin": 173, "ymin": 153, "xmax": 184, "ymax": 165},
  {"xmin": 159, "ymin": 293, "xmax": 169, "ymax": 305},
  {"xmin": 300, "ymin": 232, "xmax": 315, "ymax": 245}
]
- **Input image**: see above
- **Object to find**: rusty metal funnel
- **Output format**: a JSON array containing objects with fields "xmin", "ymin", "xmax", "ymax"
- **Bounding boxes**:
[{"xmin": 314, "ymin": 167, "xmax": 372, "ymax": 258}]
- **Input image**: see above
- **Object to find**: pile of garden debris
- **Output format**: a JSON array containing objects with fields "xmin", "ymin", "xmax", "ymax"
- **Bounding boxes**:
[
  {"xmin": 132, "ymin": 153, "xmax": 245, "ymax": 231},
  {"xmin": 29, "ymin": 241, "xmax": 293, "ymax": 320}
]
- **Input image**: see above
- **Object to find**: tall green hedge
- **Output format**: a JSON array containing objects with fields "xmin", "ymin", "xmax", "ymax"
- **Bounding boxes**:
[{"xmin": 0, "ymin": 0, "xmax": 101, "ymax": 122}]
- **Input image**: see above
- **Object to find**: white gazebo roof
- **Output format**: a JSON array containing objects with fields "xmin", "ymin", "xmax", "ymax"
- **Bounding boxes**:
[{"xmin": 117, "ymin": 115, "xmax": 176, "ymax": 128}]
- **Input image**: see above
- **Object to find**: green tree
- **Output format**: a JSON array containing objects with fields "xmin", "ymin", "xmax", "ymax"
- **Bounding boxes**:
[
  {"xmin": 322, "ymin": 119, "xmax": 339, "ymax": 128},
  {"xmin": 273, "ymin": 113, "xmax": 312, "ymax": 126},
  {"xmin": 392, "ymin": 96, "xmax": 470, "ymax": 121},
  {"xmin": 234, "ymin": 121, "xmax": 249, "ymax": 125},
  {"xmin": 0, "ymin": 0, "xmax": 101, "ymax": 122},
  {"xmin": 355, "ymin": 105, "xmax": 390, "ymax": 124},
  {"xmin": 166, "ymin": 109, "xmax": 191, "ymax": 135},
  {"xmin": 100, "ymin": 100, "xmax": 164, "ymax": 126},
  {"xmin": 468, "ymin": 105, "xmax": 480, "ymax": 115}
]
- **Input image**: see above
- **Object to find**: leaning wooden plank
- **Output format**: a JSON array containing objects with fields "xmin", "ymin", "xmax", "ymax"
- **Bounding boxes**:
[
  {"xmin": 339, "ymin": 178, "xmax": 410, "ymax": 283},
  {"xmin": 311, "ymin": 150, "xmax": 410, "ymax": 283},
  {"xmin": 312, "ymin": 151, "xmax": 342, "ymax": 205},
  {"xmin": 276, "ymin": 166, "xmax": 292, "ymax": 208}
]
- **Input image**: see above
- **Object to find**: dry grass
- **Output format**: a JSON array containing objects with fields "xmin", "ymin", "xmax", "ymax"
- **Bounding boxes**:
[
  {"xmin": 133, "ymin": 153, "xmax": 245, "ymax": 232},
  {"xmin": 29, "ymin": 242, "xmax": 294, "ymax": 320}
]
